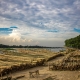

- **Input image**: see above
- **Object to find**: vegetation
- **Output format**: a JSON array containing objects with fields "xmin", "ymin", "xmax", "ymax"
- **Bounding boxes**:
[
  {"xmin": 0, "ymin": 48, "xmax": 62, "ymax": 75},
  {"xmin": 65, "ymin": 35, "xmax": 80, "ymax": 49},
  {"xmin": 0, "ymin": 44, "xmax": 63, "ymax": 48}
]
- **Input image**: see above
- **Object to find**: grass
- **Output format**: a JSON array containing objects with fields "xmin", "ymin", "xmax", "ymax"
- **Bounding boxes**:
[{"xmin": 0, "ymin": 48, "xmax": 59, "ymax": 74}]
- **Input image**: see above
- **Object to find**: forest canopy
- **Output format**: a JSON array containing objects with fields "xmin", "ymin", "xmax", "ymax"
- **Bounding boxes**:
[{"xmin": 65, "ymin": 35, "xmax": 80, "ymax": 49}]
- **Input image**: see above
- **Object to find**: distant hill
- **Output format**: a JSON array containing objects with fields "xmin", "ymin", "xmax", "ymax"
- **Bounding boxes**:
[{"xmin": 65, "ymin": 35, "xmax": 80, "ymax": 49}]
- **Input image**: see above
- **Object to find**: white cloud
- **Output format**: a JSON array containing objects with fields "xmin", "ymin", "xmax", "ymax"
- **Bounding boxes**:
[
  {"xmin": 0, "ymin": 0, "xmax": 80, "ymax": 46},
  {"xmin": 73, "ymin": 0, "xmax": 80, "ymax": 10}
]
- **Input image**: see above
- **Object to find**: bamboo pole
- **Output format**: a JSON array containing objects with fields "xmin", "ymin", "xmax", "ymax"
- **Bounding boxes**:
[
  {"xmin": 0, "ymin": 68, "xmax": 3, "ymax": 80},
  {"xmin": 0, "ymin": 68, "xmax": 1, "ymax": 80},
  {"xmin": 5, "ymin": 72, "xmax": 8, "ymax": 80},
  {"xmin": 10, "ymin": 68, "xmax": 12, "ymax": 80}
]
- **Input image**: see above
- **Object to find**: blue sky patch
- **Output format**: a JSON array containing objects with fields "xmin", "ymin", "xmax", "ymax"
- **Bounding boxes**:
[
  {"xmin": 47, "ymin": 30, "xmax": 59, "ymax": 33},
  {"xmin": 74, "ymin": 28, "xmax": 80, "ymax": 33},
  {"xmin": 10, "ymin": 26, "xmax": 18, "ymax": 29},
  {"xmin": 0, "ymin": 28, "xmax": 13, "ymax": 34}
]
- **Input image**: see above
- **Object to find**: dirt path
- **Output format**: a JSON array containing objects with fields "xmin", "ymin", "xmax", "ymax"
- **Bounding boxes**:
[
  {"xmin": 2, "ymin": 56, "xmax": 80, "ymax": 80},
  {"xmin": 10, "ymin": 66, "xmax": 80, "ymax": 80}
]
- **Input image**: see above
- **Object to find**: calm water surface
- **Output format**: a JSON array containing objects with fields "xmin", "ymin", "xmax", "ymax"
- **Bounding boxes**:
[{"xmin": 46, "ymin": 48, "xmax": 65, "ymax": 52}]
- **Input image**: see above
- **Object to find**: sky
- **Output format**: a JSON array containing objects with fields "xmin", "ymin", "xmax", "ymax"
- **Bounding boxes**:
[{"xmin": 0, "ymin": 0, "xmax": 80, "ymax": 47}]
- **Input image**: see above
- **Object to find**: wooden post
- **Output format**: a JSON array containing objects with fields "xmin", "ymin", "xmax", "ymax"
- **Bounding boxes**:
[
  {"xmin": 5, "ymin": 72, "xmax": 9, "ymax": 80},
  {"xmin": 9, "ymin": 72, "xmax": 12, "ymax": 80},
  {"xmin": 0, "ymin": 68, "xmax": 3, "ymax": 80},
  {"xmin": 48, "ymin": 62, "xmax": 50, "ymax": 70},
  {"xmin": 10, "ymin": 68, "xmax": 12, "ymax": 80},
  {"xmin": 0, "ymin": 68, "xmax": 1, "ymax": 80},
  {"xmin": 29, "ymin": 72, "xmax": 34, "ymax": 78},
  {"xmin": 35, "ymin": 70, "xmax": 39, "ymax": 75}
]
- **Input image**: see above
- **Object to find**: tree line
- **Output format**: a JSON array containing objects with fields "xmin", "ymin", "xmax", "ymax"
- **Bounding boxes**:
[
  {"xmin": 65, "ymin": 35, "xmax": 80, "ymax": 49},
  {"xmin": 0, "ymin": 44, "xmax": 63, "ymax": 48}
]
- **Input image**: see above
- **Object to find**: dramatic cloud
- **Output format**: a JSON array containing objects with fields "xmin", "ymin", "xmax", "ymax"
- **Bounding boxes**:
[{"xmin": 0, "ymin": 0, "xmax": 80, "ymax": 47}]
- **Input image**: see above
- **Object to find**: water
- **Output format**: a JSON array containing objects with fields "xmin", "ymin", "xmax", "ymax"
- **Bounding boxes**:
[
  {"xmin": 0, "ymin": 48, "xmax": 65, "ymax": 55},
  {"xmin": 47, "ymin": 48, "xmax": 65, "ymax": 52},
  {"xmin": 15, "ymin": 47, "xmax": 65, "ymax": 52}
]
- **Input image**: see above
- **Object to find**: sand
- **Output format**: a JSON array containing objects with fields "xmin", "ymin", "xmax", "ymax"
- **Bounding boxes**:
[
  {"xmin": 1, "ymin": 49, "xmax": 80, "ymax": 80},
  {"xmin": 4, "ymin": 66, "xmax": 80, "ymax": 80},
  {"xmin": 2, "ymin": 56, "xmax": 80, "ymax": 80}
]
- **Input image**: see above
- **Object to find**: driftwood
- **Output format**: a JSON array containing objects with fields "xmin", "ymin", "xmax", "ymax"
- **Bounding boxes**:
[
  {"xmin": 43, "ymin": 75, "xmax": 57, "ymax": 80},
  {"xmin": 29, "ymin": 70, "xmax": 39, "ymax": 78},
  {"xmin": 1, "ymin": 77, "xmax": 12, "ymax": 80},
  {"xmin": 14, "ymin": 75, "xmax": 25, "ymax": 80}
]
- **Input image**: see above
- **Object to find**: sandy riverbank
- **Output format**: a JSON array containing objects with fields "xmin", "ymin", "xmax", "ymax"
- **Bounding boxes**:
[{"xmin": 0, "ymin": 48, "xmax": 80, "ymax": 80}]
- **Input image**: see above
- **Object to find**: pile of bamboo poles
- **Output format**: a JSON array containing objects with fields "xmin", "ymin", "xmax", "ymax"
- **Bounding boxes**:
[{"xmin": 49, "ymin": 51, "xmax": 80, "ymax": 71}]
